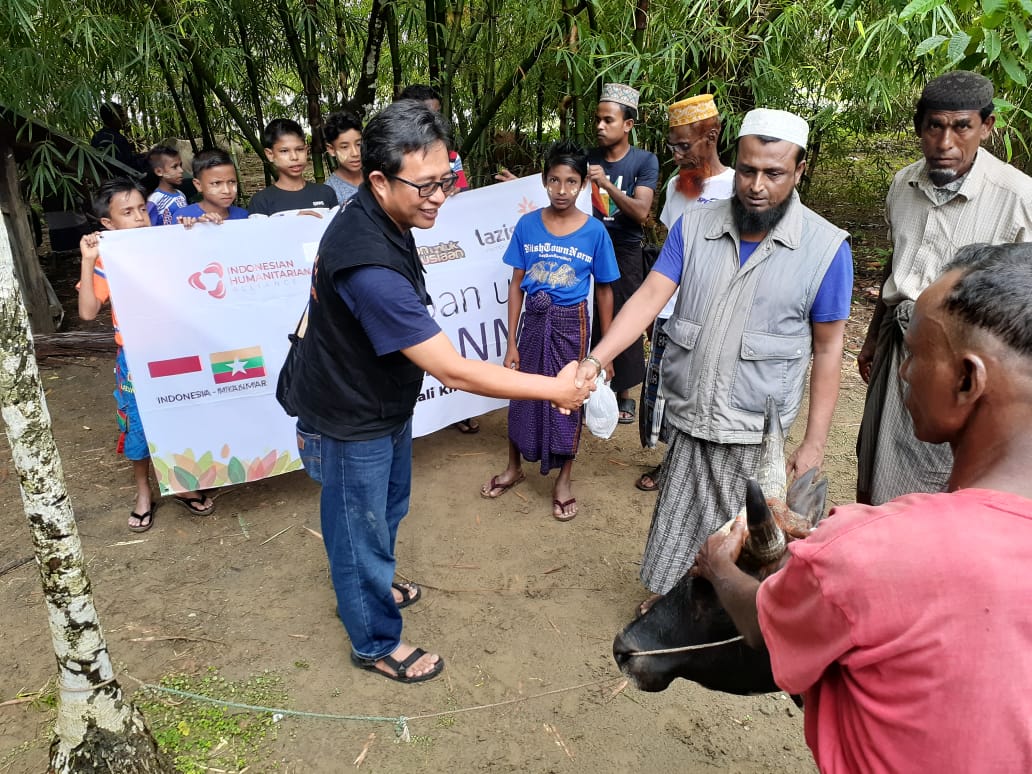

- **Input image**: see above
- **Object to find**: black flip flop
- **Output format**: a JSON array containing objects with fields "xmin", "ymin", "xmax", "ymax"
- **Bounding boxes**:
[
  {"xmin": 392, "ymin": 582, "xmax": 422, "ymax": 609},
  {"xmin": 350, "ymin": 649, "xmax": 444, "ymax": 684},
  {"xmin": 172, "ymin": 493, "xmax": 215, "ymax": 517},
  {"xmin": 617, "ymin": 398, "xmax": 636, "ymax": 424},
  {"xmin": 635, "ymin": 466, "xmax": 662, "ymax": 492},
  {"xmin": 128, "ymin": 508, "xmax": 154, "ymax": 533}
]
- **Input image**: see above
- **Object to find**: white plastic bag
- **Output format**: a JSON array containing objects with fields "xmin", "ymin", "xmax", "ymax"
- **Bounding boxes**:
[{"xmin": 584, "ymin": 374, "xmax": 619, "ymax": 439}]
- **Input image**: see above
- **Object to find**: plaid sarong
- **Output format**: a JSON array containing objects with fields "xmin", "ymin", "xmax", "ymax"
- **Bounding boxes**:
[
  {"xmin": 640, "ymin": 429, "xmax": 761, "ymax": 594},
  {"xmin": 638, "ymin": 317, "xmax": 670, "ymax": 448},
  {"xmin": 856, "ymin": 303, "xmax": 951, "ymax": 505},
  {"xmin": 508, "ymin": 292, "xmax": 588, "ymax": 474}
]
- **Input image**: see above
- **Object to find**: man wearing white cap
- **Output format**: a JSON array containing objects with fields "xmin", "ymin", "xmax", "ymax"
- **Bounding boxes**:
[
  {"xmin": 635, "ymin": 93, "xmax": 734, "ymax": 493},
  {"xmin": 587, "ymin": 83, "xmax": 660, "ymax": 424},
  {"xmin": 579, "ymin": 108, "xmax": 853, "ymax": 612}
]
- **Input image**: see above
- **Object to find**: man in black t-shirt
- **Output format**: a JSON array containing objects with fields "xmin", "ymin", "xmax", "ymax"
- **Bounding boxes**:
[{"xmin": 587, "ymin": 83, "xmax": 659, "ymax": 422}]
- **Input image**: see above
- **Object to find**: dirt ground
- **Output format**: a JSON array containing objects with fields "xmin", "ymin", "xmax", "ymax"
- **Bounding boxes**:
[{"xmin": 0, "ymin": 189, "xmax": 886, "ymax": 772}]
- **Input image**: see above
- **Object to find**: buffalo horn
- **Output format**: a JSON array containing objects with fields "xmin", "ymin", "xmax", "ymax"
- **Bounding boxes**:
[{"xmin": 743, "ymin": 478, "xmax": 787, "ymax": 564}]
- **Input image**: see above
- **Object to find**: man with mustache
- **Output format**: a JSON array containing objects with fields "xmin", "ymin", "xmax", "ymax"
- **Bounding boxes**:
[
  {"xmin": 856, "ymin": 70, "xmax": 1032, "ymax": 505},
  {"xmin": 636, "ymin": 94, "xmax": 734, "ymax": 494},
  {"xmin": 587, "ymin": 83, "xmax": 660, "ymax": 424},
  {"xmin": 578, "ymin": 108, "xmax": 853, "ymax": 610}
]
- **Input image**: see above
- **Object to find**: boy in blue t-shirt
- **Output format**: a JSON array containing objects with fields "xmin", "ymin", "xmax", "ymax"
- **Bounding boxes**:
[
  {"xmin": 480, "ymin": 142, "xmax": 619, "ymax": 521},
  {"xmin": 171, "ymin": 149, "xmax": 250, "ymax": 222},
  {"xmin": 145, "ymin": 144, "xmax": 188, "ymax": 224}
]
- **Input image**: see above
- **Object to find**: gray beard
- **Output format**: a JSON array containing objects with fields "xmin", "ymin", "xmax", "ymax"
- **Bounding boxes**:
[
  {"xmin": 731, "ymin": 195, "xmax": 791, "ymax": 236},
  {"xmin": 928, "ymin": 167, "xmax": 958, "ymax": 187}
]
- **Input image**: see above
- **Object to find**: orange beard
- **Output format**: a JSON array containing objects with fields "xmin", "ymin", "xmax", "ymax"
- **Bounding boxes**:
[{"xmin": 674, "ymin": 162, "xmax": 712, "ymax": 200}]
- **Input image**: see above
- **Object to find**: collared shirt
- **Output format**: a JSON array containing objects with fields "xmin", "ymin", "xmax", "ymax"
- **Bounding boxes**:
[{"xmin": 881, "ymin": 148, "xmax": 1032, "ymax": 305}]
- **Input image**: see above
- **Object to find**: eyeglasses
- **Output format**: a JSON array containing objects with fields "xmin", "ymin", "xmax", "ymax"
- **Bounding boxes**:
[
  {"xmin": 388, "ymin": 174, "xmax": 460, "ymax": 197},
  {"xmin": 545, "ymin": 177, "xmax": 582, "ymax": 193},
  {"xmin": 666, "ymin": 141, "xmax": 695, "ymax": 155}
]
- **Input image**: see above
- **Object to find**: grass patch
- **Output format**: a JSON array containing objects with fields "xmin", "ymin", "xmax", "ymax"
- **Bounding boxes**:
[{"xmin": 137, "ymin": 667, "xmax": 287, "ymax": 774}]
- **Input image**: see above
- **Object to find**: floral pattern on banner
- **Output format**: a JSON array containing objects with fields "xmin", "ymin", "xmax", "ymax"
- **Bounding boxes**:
[{"xmin": 150, "ymin": 444, "xmax": 303, "ymax": 494}]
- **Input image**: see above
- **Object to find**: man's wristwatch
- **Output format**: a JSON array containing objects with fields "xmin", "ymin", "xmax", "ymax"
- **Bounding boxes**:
[{"xmin": 582, "ymin": 354, "xmax": 603, "ymax": 375}]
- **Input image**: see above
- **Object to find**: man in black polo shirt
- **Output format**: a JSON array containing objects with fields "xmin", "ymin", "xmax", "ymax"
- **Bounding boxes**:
[
  {"xmin": 290, "ymin": 101, "xmax": 589, "ymax": 683},
  {"xmin": 587, "ymin": 83, "xmax": 660, "ymax": 423}
]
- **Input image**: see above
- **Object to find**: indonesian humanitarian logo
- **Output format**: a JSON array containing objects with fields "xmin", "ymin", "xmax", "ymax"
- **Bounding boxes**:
[{"xmin": 188, "ymin": 262, "xmax": 227, "ymax": 299}]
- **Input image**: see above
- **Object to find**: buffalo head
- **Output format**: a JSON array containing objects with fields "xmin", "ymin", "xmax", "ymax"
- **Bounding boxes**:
[{"xmin": 612, "ymin": 397, "xmax": 827, "ymax": 694}]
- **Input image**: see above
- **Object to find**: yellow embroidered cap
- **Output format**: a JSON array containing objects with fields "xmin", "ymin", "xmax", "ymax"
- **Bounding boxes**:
[{"xmin": 668, "ymin": 94, "xmax": 719, "ymax": 127}]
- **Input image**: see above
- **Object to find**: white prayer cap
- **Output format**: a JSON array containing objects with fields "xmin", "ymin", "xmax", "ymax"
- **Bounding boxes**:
[{"xmin": 738, "ymin": 108, "xmax": 809, "ymax": 150}]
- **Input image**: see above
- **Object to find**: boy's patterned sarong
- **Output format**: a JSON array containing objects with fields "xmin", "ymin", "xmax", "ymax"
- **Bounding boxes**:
[
  {"xmin": 509, "ymin": 292, "xmax": 589, "ymax": 474},
  {"xmin": 114, "ymin": 348, "xmax": 149, "ymax": 460}
]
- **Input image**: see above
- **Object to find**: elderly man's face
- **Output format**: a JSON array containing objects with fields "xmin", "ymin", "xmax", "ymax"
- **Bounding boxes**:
[
  {"xmin": 668, "ymin": 123, "xmax": 711, "ymax": 171},
  {"xmin": 373, "ymin": 140, "xmax": 452, "ymax": 230},
  {"xmin": 900, "ymin": 272, "xmax": 963, "ymax": 444},
  {"xmin": 919, "ymin": 110, "xmax": 994, "ymax": 186}
]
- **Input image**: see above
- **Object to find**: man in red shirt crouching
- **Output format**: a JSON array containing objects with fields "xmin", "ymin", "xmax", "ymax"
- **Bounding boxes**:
[{"xmin": 694, "ymin": 241, "xmax": 1032, "ymax": 773}]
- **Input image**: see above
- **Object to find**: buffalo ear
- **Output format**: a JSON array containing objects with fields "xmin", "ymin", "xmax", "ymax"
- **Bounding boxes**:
[{"xmin": 787, "ymin": 467, "xmax": 828, "ymax": 527}]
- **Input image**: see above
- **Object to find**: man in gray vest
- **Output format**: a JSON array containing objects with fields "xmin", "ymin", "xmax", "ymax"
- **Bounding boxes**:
[{"xmin": 577, "ymin": 109, "xmax": 853, "ymax": 614}]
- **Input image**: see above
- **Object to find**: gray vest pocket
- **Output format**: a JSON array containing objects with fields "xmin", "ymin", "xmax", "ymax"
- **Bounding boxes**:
[{"xmin": 730, "ymin": 331, "xmax": 809, "ymax": 416}]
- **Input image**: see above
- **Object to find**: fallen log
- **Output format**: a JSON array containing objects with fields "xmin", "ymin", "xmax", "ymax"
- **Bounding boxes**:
[{"xmin": 33, "ymin": 331, "xmax": 117, "ymax": 358}]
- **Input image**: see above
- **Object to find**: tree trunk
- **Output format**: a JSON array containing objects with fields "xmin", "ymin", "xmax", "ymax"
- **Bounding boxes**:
[
  {"xmin": 461, "ymin": 1, "xmax": 588, "ymax": 159},
  {"xmin": 350, "ymin": 0, "xmax": 388, "ymax": 117},
  {"xmin": 302, "ymin": 0, "xmax": 326, "ymax": 183},
  {"xmin": 0, "ymin": 146, "xmax": 57, "ymax": 333},
  {"xmin": 0, "ymin": 184, "xmax": 171, "ymax": 773}
]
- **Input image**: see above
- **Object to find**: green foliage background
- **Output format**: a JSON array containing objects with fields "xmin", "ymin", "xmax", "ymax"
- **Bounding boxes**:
[{"xmin": 1, "ymin": 0, "xmax": 1029, "ymax": 197}]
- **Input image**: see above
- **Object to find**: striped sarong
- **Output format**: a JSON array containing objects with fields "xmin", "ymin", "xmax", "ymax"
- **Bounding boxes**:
[
  {"xmin": 640, "ymin": 429, "xmax": 761, "ymax": 594},
  {"xmin": 856, "ymin": 302, "xmax": 951, "ymax": 505},
  {"xmin": 638, "ymin": 317, "xmax": 670, "ymax": 449},
  {"xmin": 508, "ymin": 292, "xmax": 589, "ymax": 474}
]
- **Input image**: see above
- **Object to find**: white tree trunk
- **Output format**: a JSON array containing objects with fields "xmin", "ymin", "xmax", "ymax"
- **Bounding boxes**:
[{"xmin": 0, "ymin": 219, "xmax": 171, "ymax": 771}]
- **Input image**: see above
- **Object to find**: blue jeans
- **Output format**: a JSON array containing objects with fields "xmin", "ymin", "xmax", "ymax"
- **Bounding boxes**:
[{"xmin": 296, "ymin": 419, "xmax": 413, "ymax": 661}]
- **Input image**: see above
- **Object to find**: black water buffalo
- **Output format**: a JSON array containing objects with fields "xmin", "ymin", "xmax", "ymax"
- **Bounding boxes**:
[{"xmin": 612, "ymin": 397, "xmax": 827, "ymax": 695}]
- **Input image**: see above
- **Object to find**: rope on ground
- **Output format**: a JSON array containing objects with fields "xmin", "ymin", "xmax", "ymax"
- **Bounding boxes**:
[{"xmin": 123, "ymin": 672, "xmax": 622, "ymax": 741}]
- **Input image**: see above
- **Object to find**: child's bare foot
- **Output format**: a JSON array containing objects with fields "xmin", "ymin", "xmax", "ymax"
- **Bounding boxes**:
[{"xmin": 480, "ymin": 469, "xmax": 525, "ymax": 498}]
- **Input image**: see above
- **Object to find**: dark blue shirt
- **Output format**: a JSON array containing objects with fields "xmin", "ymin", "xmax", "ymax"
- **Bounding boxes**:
[{"xmin": 335, "ymin": 267, "xmax": 441, "ymax": 355}]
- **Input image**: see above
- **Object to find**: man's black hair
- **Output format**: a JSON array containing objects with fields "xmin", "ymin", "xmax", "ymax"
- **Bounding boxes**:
[
  {"xmin": 192, "ymin": 148, "xmax": 236, "ymax": 178},
  {"xmin": 543, "ymin": 140, "xmax": 588, "ymax": 180},
  {"xmin": 397, "ymin": 84, "xmax": 443, "ymax": 105},
  {"xmin": 362, "ymin": 101, "xmax": 452, "ymax": 183},
  {"xmin": 146, "ymin": 144, "xmax": 180, "ymax": 170},
  {"xmin": 943, "ymin": 242, "xmax": 1032, "ymax": 357},
  {"xmin": 99, "ymin": 102, "xmax": 123, "ymax": 128},
  {"xmin": 750, "ymin": 134, "xmax": 807, "ymax": 165},
  {"xmin": 88, "ymin": 177, "xmax": 146, "ymax": 226},
  {"xmin": 323, "ymin": 111, "xmax": 363, "ymax": 145},
  {"xmin": 261, "ymin": 118, "xmax": 306, "ymax": 148}
]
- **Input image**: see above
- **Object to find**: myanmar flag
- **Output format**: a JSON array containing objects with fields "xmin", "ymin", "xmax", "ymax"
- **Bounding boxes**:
[{"xmin": 210, "ymin": 346, "xmax": 266, "ymax": 384}]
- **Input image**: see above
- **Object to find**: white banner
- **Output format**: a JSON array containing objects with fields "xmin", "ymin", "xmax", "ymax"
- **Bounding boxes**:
[{"xmin": 101, "ymin": 176, "xmax": 588, "ymax": 493}]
